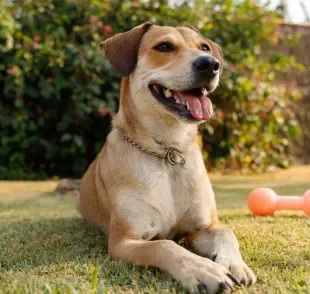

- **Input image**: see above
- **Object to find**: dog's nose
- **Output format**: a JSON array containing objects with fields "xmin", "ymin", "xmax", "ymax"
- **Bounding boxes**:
[{"xmin": 193, "ymin": 56, "xmax": 220, "ymax": 75}]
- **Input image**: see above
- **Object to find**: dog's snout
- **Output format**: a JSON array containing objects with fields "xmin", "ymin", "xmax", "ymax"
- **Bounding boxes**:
[{"xmin": 193, "ymin": 56, "xmax": 220, "ymax": 75}]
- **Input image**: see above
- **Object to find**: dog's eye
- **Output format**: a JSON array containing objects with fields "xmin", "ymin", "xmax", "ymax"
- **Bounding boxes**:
[
  {"xmin": 153, "ymin": 42, "xmax": 174, "ymax": 52},
  {"xmin": 200, "ymin": 43, "xmax": 211, "ymax": 52}
]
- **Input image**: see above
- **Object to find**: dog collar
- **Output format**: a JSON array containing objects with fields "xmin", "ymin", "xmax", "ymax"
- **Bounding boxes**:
[{"xmin": 117, "ymin": 129, "xmax": 186, "ymax": 165}]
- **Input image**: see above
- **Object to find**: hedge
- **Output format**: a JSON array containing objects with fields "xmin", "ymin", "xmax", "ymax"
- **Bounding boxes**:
[{"xmin": 0, "ymin": 0, "xmax": 301, "ymax": 179}]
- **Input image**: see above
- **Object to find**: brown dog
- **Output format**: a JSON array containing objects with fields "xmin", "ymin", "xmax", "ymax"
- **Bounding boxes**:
[{"xmin": 77, "ymin": 23, "xmax": 256, "ymax": 293}]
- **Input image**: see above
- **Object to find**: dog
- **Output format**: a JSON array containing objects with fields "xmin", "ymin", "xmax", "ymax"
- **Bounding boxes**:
[{"xmin": 77, "ymin": 22, "xmax": 256, "ymax": 293}]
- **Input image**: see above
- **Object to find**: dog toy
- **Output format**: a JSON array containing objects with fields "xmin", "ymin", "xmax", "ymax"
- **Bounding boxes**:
[{"xmin": 248, "ymin": 188, "xmax": 310, "ymax": 216}]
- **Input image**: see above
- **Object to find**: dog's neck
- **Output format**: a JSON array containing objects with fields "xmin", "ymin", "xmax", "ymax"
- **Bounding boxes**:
[{"xmin": 113, "ymin": 77, "xmax": 198, "ymax": 153}]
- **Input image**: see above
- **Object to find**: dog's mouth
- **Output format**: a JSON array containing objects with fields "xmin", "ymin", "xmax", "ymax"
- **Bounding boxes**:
[{"xmin": 149, "ymin": 84, "xmax": 213, "ymax": 121}]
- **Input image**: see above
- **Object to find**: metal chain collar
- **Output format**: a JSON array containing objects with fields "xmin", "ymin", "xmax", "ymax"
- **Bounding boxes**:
[{"xmin": 117, "ymin": 129, "xmax": 186, "ymax": 165}]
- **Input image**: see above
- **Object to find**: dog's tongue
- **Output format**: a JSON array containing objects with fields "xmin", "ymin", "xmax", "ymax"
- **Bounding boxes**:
[{"xmin": 173, "ymin": 89, "xmax": 213, "ymax": 120}]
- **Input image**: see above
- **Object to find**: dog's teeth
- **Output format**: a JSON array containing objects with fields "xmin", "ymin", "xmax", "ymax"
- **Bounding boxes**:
[
  {"xmin": 153, "ymin": 85, "xmax": 160, "ymax": 94},
  {"xmin": 176, "ymin": 98, "xmax": 181, "ymax": 104},
  {"xmin": 186, "ymin": 101, "xmax": 190, "ymax": 110},
  {"xmin": 164, "ymin": 89, "xmax": 172, "ymax": 98},
  {"xmin": 202, "ymin": 88, "xmax": 208, "ymax": 96}
]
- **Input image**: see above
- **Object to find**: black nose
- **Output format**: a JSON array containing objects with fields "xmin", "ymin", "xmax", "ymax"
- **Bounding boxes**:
[{"xmin": 193, "ymin": 56, "xmax": 220, "ymax": 75}]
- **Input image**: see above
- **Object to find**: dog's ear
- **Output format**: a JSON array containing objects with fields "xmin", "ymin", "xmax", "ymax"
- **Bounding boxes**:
[
  {"xmin": 100, "ymin": 22, "xmax": 153, "ymax": 76},
  {"xmin": 209, "ymin": 40, "xmax": 223, "ymax": 75}
]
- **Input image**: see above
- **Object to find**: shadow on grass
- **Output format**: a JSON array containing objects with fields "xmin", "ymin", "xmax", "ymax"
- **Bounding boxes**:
[
  {"xmin": 219, "ymin": 212, "xmax": 309, "ymax": 222},
  {"xmin": 0, "ymin": 213, "xmax": 176, "ymax": 291},
  {"xmin": 0, "ymin": 217, "xmax": 108, "ymax": 271}
]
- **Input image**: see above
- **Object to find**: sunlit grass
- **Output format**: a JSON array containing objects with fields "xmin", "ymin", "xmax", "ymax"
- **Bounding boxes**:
[{"xmin": 0, "ymin": 172, "xmax": 309, "ymax": 293}]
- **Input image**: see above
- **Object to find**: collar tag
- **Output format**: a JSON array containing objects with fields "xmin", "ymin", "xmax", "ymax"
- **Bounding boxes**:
[{"xmin": 166, "ymin": 148, "xmax": 186, "ymax": 165}]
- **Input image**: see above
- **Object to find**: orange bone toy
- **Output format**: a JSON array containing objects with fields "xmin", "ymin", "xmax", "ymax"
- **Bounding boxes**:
[{"xmin": 248, "ymin": 188, "xmax": 310, "ymax": 216}]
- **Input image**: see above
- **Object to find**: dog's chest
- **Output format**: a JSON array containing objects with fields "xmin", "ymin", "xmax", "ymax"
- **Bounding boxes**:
[
  {"xmin": 141, "ymin": 160, "xmax": 203, "ymax": 238},
  {"xmin": 114, "ymin": 147, "xmax": 207, "ymax": 241}
]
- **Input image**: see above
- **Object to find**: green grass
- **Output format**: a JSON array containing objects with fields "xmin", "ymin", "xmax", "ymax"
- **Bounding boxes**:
[{"xmin": 0, "ymin": 175, "xmax": 310, "ymax": 294}]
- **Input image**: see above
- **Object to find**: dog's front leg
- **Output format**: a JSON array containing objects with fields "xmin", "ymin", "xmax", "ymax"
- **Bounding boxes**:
[
  {"xmin": 109, "ymin": 216, "xmax": 238, "ymax": 293},
  {"xmin": 187, "ymin": 226, "xmax": 256, "ymax": 287}
]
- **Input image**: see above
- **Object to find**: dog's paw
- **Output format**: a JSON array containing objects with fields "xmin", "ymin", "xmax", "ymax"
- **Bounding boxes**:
[
  {"xmin": 212, "ymin": 254, "xmax": 256, "ymax": 287},
  {"xmin": 174, "ymin": 255, "xmax": 238, "ymax": 293}
]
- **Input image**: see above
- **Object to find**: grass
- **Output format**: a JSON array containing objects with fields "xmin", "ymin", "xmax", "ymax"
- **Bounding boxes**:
[{"xmin": 0, "ymin": 168, "xmax": 310, "ymax": 294}]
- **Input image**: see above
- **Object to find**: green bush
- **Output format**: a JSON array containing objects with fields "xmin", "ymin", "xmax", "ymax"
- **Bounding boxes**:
[{"xmin": 0, "ymin": 0, "xmax": 301, "ymax": 179}]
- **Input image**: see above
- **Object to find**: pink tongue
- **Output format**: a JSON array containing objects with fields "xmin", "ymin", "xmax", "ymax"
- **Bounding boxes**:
[{"xmin": 173, "ymin": 90, "xmax": 213, "ymax": 121}]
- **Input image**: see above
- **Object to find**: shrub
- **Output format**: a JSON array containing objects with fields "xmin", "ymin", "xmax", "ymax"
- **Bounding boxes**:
[
  {"xmin": 0, "ymin": 0, "xmax": 301, "ymax": 179},
  {"xmin": 0, "ymin": 0, "xmax": 117, "ymax": 179}
]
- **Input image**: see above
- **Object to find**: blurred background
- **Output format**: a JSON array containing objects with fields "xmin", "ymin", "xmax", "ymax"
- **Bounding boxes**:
[{"xmin": 0, "ymin": 0, "xmax": 309, "ymax": 180}]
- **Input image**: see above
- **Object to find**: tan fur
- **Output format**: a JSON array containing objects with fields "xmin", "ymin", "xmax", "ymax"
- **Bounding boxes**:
[{"xmin": 78, "ymin": 23, "xmax": 256, "ymax": 293}]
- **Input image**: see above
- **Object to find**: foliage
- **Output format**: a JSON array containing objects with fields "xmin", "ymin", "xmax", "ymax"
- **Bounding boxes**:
[
  {"xmin": 0, "ymin": 0, "xmax": 117, "ymax": 179},
  {"xmin": 0, "ymin": 0, "xmax": 301, "ymax": 179}
]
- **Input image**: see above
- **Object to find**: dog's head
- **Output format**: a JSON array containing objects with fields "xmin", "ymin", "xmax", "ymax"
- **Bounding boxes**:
[{"xmin": 101, "ymin": 23, "xmax": 223, "ymax": 123}]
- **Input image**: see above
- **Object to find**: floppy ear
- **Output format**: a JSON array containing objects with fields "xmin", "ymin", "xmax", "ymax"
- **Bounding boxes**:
[
  {"xmin": 100, "ymin": 22, "xmax": 153, "ymax": 76},
  {"xmin": 209, "ymin": 40, "xmax": 223, "ymax": 75}
]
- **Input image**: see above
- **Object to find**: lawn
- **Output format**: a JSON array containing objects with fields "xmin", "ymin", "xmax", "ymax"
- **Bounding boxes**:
[{"xmin": 0, "ymin": 167, "xmax": 310, "ymax": 294}]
